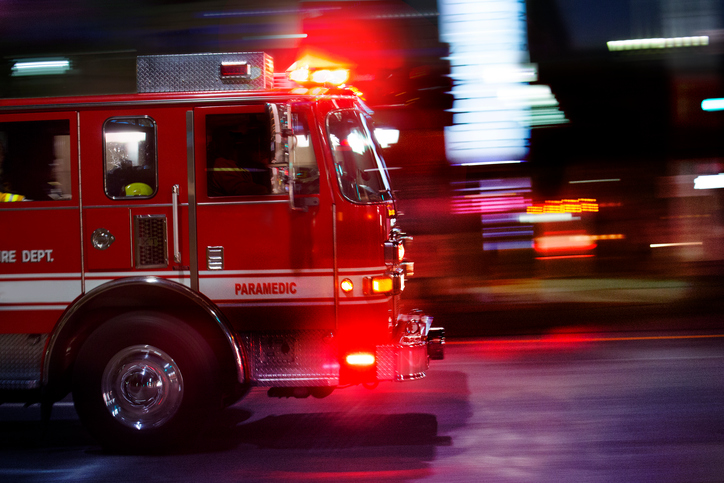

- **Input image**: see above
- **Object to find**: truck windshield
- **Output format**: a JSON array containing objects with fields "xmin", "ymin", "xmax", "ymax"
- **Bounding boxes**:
[{"xmin": 327, "ymin": 109, "xmax": 392, "ymax": 203}]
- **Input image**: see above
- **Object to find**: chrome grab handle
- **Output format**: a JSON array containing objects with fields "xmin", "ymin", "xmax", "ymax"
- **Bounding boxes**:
[{"xmin": 172, "ymin": 184, "xmax": 181, "ymax": 263}]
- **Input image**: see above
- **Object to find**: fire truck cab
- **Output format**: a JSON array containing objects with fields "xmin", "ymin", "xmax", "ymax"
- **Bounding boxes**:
[{"xmin": 0, "ymin": 53, "xmax": 443, "ymax": 451}]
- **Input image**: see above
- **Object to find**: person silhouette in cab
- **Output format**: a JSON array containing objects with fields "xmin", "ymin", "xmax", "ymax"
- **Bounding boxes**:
[{"xmin": 208, "ymin": 117, "xmax": 270, "ymax": 197}]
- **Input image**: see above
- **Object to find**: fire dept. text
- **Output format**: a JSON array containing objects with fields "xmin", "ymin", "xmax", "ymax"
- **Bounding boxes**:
[{"xmin": 1, "ymin": 250, "xmax": 54, "ymax": 263}]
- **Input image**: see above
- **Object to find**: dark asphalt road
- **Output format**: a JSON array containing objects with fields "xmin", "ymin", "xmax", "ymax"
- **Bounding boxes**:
[{"xmin": 1, "ymin": 324, "xmax": 723, "ymax": 482}]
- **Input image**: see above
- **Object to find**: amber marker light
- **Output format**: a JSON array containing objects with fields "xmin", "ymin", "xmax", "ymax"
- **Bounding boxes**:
[
  {"xmin": 363, "ymin": 275, "xmax": 393, "ymax": 295},
  {"xmin": 346, "ymin": 353, "xmax": 375, "ymax": 366},
  {"xmin": 340, "ymin": 278, "xmax": 354, "ymax": 293}
]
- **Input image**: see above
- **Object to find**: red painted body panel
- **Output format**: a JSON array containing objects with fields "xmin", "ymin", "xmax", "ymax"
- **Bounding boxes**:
[{"xmin": 1, "ymin": 82, "xmax": 404, "ymax": 388}]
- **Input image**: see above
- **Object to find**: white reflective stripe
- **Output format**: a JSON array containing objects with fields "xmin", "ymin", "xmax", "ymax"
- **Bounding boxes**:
[
  {"xmin": 84, "ymin": 275, "xmax": 192, "ymax": 291},
  {"xmin": 0, "ymin": 272, "xmax": 192, "ymax": 306},
  {"xmin": 339, "ymin": 298, "xmax": 389, "ymax": 306},
  {"xmin": 338, "ymin": 266, "xmax": 386, "ymax": 274},
  {"xmin": 219, "ymin": 301, "xmax": 335, "ymax": 307},
  {"xmin": 200, "ymin": 275, "xmax": 334, "ymax": 300},
  {"xmin": 84, "ymin": 270, "xmax": 191, "ymax": 278},
  {"xmin": 0, "ymin": 279, "xmax": 81, "ymax": 304},
  {"xmin": 0, "ymin": 272, "xmax": 81, "ymax": 280},
  {"xmin": 200, "ymin": 268, "xmax": 333, "ymax": 276}
]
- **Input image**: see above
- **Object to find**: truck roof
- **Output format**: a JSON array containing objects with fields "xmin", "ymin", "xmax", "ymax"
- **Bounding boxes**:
[{"xmin": 0, "ymin": 87, "xmax": 361, "ymax": 113}]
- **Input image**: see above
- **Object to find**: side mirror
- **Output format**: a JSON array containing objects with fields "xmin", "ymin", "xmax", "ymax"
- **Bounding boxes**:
[{"xmin": 269, "ymin": 102, "xmax": 319, "ymax": 211}]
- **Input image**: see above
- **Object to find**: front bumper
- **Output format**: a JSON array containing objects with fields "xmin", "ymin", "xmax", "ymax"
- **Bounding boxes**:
[{"xmin": 376, "ymin": 310, "xmax": 445, "ymax": 381}]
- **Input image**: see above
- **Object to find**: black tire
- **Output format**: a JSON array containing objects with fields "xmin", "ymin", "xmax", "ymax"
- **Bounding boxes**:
[{"xmin": 72, "ymin": 312, "xmax": 220, "ymax": 453}]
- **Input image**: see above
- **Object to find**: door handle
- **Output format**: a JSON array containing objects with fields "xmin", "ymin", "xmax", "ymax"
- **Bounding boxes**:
[{"xmin": 172, "ymin": 184, "xmax": 181, "ymax": 263}]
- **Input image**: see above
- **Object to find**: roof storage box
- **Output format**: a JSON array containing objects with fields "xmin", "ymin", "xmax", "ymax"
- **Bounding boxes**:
[{"xmin": 137, "ymin": 52, "xmax": 274, "ymax": 93}]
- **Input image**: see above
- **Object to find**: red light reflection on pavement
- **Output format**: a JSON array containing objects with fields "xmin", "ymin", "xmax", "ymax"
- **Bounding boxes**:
[
  {"xmin": 450, "ymin": 331, "xmax": 724, "ymax": 360},
  {"xmin": 264, "ymin": 468, "xmax": 432, "ymax": 480},
  {"xmin": 450, "ymin": 327, "xmax": 602, "ymax": 360}
]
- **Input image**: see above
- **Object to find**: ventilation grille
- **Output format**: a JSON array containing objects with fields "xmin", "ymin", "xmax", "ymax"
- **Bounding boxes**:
[{"xmin": 134, "ymin": 215, "xmax": 168, "ymax": 268}]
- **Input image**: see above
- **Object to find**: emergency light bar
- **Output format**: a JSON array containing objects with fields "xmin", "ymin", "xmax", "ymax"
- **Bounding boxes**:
[
  {"xmin": 287, "ymin": 65, "xmax": 350, "ymax": 87},
  {"xmin": 137, "ymin": 52, "xmax": 274, "ymax": 93}
]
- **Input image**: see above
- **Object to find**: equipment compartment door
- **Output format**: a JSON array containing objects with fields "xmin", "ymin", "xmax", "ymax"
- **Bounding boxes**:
[{"xmin": 193, "ymin": 104, "xmax": 335, "ymax": 331}]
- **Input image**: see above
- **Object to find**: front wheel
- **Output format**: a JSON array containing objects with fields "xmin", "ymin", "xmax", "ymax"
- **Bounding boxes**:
[{"xmin": 72, "ymin": 312, "xmax": 220, "ymax": 453}]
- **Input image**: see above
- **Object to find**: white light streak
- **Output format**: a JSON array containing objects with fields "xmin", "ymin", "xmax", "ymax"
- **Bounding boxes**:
[
  {"xmin": 569, "ymin": 178, "xmax": 621, "ymax": 184},
  {"xmin": 650, "ymin": 242, "xmax": 703, "ymax": 248},
  {"xmin": 374, "ymin": 128, "xmax": 400, "ymax": 148},
  {"xmin": 518, "ymin": 213, "xmax": 574, "ymax": 223},
  {"xmin": 694, "ymin": 173, "xmax": 724, "ymax": 190},
  {"xmin": 11, "ymin": 60, "xmax": 70, "ymax": 77},
  {"xmin": 607, "ymin": 36, "xmax": 709, "ymax": 51},
  {"xmin": 701, "ymin": 98, "xmax": 724, "ymax": 112}
]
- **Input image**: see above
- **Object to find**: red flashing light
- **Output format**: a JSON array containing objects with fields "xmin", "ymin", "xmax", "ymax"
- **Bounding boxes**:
[
  {"xmin": 346, "ymin": 353, "xmax": 375, "ymax": 366},
  {"xmin": 220, "ymin": 62, "xmax": 250, "ymax": 78}
]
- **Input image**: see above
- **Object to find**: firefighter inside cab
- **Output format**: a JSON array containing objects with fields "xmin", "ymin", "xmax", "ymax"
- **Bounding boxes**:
[
  {"xmin": 0, "ymin": 52, "xmax": 444, "ymax": 453},
  {"xmin": 0, "ymin": 137, "xmax": 25, "ymax": 201}
]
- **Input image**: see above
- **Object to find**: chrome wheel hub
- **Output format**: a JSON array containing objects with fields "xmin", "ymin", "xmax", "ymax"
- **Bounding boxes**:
[{"xmin": 102, "ymin": 345, "xmax": 184, "ymax": 430}]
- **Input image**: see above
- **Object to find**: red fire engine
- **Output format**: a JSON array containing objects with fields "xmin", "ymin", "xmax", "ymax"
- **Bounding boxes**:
[{"xmin": 0, "ymin": 53, "xmax": 443, "ymax": 451}]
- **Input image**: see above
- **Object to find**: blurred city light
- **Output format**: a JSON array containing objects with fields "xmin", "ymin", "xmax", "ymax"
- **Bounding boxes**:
[
  {"xmin": 11, "ymin": 59, "xmax": 70, "ymax": 76},
  {"xmin": 701, "ymin": 98, "xmax": 724, "ymax": 111},
  {"xmin": 693, "ymin": 173, "xmax": 724, "ymax": 190},
  {"xmin": 374, "ymin": 128, "xmax": 400, "ymax": 148},
  {"xmin": 607, "ymin": 35, "xmax": 709, "ymax": 51}
]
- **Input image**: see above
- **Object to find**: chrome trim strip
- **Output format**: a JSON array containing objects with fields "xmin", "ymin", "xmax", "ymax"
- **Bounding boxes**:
[
  {"xmin": 338, "ymin": 266, "xmax": 387, "ymax": 274},
  {"xmin": 77, "ymin": 111, "xmax": 85, "ymax": 294},
  {"xmin": 82, "ymin": 202, "xmax": 180, "ymax": 209},
  {"xmin": 0, "ymin": 94, "xmax": 327, "ymax": 113},
  {"xmin": 0, "ymin": 305, "xmax": 68, "ymax": 311},
  {"xmin": 198, "ymin": 199, "xmax": 287, "ymax": 206},
  {"xmin": 186, "ymin": 110, "xmax": 199, "ymax": 292},
  {"xmin": 0, "ymin": 205, "xmax": 78, "ymax": 212}
]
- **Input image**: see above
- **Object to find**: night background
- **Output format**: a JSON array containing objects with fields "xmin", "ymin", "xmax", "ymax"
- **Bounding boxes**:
[
  {"xmin": 2, "ymin": 0, "xmax": 724, "ymax": 314},
  {"xmin": 3, "ymin": 2, "xmax": 724, "ymax": 480}
]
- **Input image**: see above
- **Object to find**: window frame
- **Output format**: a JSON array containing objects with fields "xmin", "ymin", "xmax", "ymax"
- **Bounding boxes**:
[
  {"xmin": 325, "ymin": 108, "xmax": 393, "ymax": 205},
  {"xmin": 0, "ymin": 111, "xmax": 77, "ymax": 205},
  {"xmin": 102, "ymin": 115, "xmax": 158, "ymax": 201}
]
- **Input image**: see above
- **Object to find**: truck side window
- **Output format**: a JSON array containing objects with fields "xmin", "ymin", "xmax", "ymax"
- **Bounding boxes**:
[
  {"xmin": 327, "ymin": 110, "xmax": 391, "ymax": 203},
  {"xmin": 206, "ymin": 113, "xmax": 273, "ymax": 197},
  {"xmin": 0, "ymin": 120, "xmax": 71, "ymax": 202},
  {"xmin": 103, "ymin": 117, "xmax": 157, "ymax": 199},
  {"xmin": 290, "ymin": 112, "xmax": 320, "ymax": 195}
]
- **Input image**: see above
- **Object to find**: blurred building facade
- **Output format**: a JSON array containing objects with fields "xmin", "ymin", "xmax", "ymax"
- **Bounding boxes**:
[{"xmin": 1, "ymin": 0, "xmax": 722, "ymax": 292}]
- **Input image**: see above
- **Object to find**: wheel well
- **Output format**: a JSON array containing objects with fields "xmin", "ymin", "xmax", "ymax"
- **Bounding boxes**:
[{"xmin": 44, "ymin": 278, "xmax": 245, "ymax": 404}]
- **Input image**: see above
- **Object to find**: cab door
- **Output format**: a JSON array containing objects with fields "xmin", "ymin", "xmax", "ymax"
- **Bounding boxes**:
[
  {"xmin": 0, "ymin": 111, "xmax": 81, "ymax": 335},
  {"xmin": 79, "ymin": 108, "xmax": 190, "ymax": 290},
  {"xmin": 193, "ymin": 103, "xmax": 335, "ymax": 332}
]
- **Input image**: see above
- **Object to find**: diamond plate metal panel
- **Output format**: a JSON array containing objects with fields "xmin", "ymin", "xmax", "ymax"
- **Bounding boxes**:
[
  {"xmin": 245, "ymin": 330, "xmax": 339, "ymax": 387},
  {"xmin": 376, "ymin": 345, "xmax": 396, "ymax": 381},
  {"xmin": 137, "ymin": 53, "xmax": 274, "ymax": 93},
  {"xmin": 0, "ymin": 334, "xmax": 46, "ymax": 390}
]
